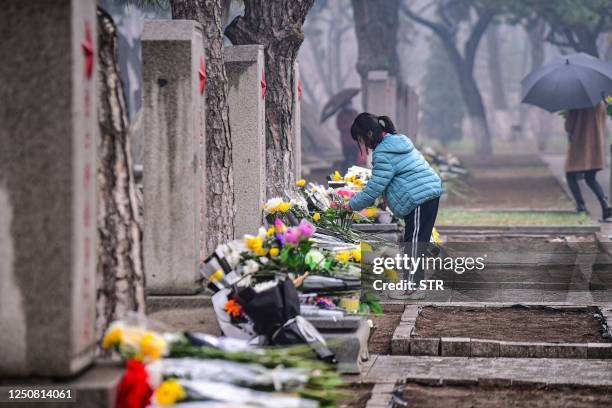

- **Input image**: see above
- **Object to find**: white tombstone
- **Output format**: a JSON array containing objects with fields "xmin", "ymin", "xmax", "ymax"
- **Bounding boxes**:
[
  {"xmin": 141, "ymin": 20, "xmax": 206, "ymax": 294},
  {"xmin": 0, "ymin": 0, "xmax": 98, "ymax": 377},
  {"xmin": 224, "ymin": 45, "xmax": 267, "ymax": 237},
  {"xmin": 364, "ymin": 70, "xmax": 397, "ymax": 118}
]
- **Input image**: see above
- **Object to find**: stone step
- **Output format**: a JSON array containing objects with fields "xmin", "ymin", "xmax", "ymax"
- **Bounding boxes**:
[{"xmin": 363, "ymin": 355, "xmax": 612, "ymax": 386}]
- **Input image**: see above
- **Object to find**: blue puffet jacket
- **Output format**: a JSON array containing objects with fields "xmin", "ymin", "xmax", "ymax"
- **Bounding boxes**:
[{"xmin": 348, "ymin": 134, "xmax": 443, "ymax": 217}]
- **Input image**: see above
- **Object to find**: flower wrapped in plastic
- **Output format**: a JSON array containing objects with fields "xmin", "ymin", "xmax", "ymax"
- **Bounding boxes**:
[{"xmin": 102, "ymin": 317, "xmax": 169, "ymax": 363}]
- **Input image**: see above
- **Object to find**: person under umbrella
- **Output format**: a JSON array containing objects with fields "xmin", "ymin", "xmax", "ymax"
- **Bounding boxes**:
[
  {"xmin": 564, "ymin": 102, "xmax": 611, "ymax": 220},
  {"xmin": 521, "ymin": 53, "xmax": 612, "ymax": 221}
]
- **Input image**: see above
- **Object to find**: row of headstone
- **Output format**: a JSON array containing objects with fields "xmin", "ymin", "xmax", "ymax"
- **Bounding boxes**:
[
  {"xmin": 0, "ymin": 6, "xmax": 301, "ymax": 378},
  {"xmin": 364, "ymin": 70, "xmax": 419, "ymax": 142}
]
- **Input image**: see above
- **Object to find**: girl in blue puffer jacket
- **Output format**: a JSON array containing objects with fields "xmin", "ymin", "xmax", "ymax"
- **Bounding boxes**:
[{"xmin": 347, "ymin": 113, "xmax": 443, "ymax": 297}]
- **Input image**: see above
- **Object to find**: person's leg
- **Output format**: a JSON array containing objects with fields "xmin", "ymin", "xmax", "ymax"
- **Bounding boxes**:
[
  {"xmin": 411, "ymin": 197, "xmax": 440, "ymax": 285},
  {"xmin": 566, "ymin": 171, "xmax": 587, "ymax": 212},
  {"xmin": 583, "ymin": 170, "xmax": 611, "ymax": 219}
]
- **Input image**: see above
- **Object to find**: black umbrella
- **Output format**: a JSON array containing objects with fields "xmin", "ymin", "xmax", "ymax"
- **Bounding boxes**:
[
  {"xmin": 521, "ymin": 53, "xmax": 612, "ymax": 112},
  {"xmin": 320, "ymin": 88, "xmax": 360, "ymax": 123}
]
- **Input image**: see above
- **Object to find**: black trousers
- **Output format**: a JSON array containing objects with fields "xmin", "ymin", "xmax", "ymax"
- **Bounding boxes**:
[
  {"xmin": 566, "ymin": 170, "xmax": 609, "ymax": 215},
  {"xmin": 403, "ymin": 197, "xmax": 440, "ymax": 286}
]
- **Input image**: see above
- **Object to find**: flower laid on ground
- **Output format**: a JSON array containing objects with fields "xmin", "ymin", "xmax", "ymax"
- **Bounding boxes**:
[
  {"xmin": 297, "ymin": 219, "xmax": 315, "ymax": 237},
  {"xmin": 337, "ymin": 188, "xmax": 355, "ymax": 200},
  {"xmin": 361, "ymin": 207, "xmax": 379, "ymax": 218},
  {"xmin": 295, "ymin": 179, "xmax": 306, "ymax": 187},
  {"xmin": 351, "ymin": 248, "xmax": 361, "ymax": 263},
  {"xmin": 103, "ymin": 321, "xmax": 168, "ymax": 363},
  {"xmin": 263, "ymin": 197, "xmax": 292, "ymax": 215},
  {"xmin": 333, "ymin": 170, "xmax": 342, "ymax": 181},
  {"xmin": 115, "ymin": 360, "xmax": 153, "ymax": 408},
  {"xmin": 269, "ymin": 247, "xmax": 280, "ymax": 257},
  {"xmin": 155, "ymin": 379, "xmax": 186, "ymax": 406},
  {"xmin": 313, "ymin": 212, "xmax": 321, "ymax": 221},
  {"xmin": 431, "ymin": 227, "xmax": 441, "ymax": 245},
  {"xmin": 305, "ymin": 249, "xmax": 326, "ymax": 269},
  {"xmin": 335, "ymin": 250, "xmax": 351, "ymax": 263},
  {"xmin": 224, "ymin": 299, "xmax": 244, "ymax": 319}
]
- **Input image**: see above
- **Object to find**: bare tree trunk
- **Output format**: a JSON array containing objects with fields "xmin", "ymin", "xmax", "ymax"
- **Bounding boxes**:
[
  {"xmin": 170, "ymin": 0, "xmax": 235, "ymax": 253},
  {"xmin": 401, "ymin": 3, "xmax": 494, "ymax": 155},
  {"xmin": 486, "ymin": 25, "xmax": 508, "ymax": 110},
  {"xmin": 525, "ymin": 20, "xmax": 549, "ymax": 151},
  {"xmin": 225, "ymin": 0, "xmax": 314, "ymax": 197},
  {"xmin": 459, "ymin": 67, "xmax": 493, "ymax": 156},
  {"xmin": 351, "ymin": 0, "xmax": 400, "ymax": 108},
  {"xmin": 96, "ymin": 7, "xmax": 146, "ymax": 344}
]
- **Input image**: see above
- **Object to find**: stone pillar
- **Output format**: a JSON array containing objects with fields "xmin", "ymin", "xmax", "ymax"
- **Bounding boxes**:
[
  {"xmin": 0, "ymin": 0, "xmax": 98, "ymax": 377},
  {"xmin": 141, "ymin": 20, "xmax": 206, "ymax": 294},
  {"xmin": 224, "ymin": 45, "xmax": 266, "ymax": 238},
  {"xmin": 293, "ymin": 62, "xmax": 302, "ymax": 179},
  {"xmin": 364, "ymin": 70, "xmax": 397, "ymax": 118}
]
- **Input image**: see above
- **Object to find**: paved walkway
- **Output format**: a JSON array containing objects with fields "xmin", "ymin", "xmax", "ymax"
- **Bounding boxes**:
[
  {"xmin": 363, "ymin": 355, "xmax": 612, "ymax": 407},
  {"xmin": 542, "ymin": 154, "xmax": 612, "ymax": 238}
]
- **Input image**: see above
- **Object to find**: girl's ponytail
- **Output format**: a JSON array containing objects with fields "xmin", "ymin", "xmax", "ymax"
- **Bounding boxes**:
[
  {"xmin": 351, "ymin": 112, "xmax": 397, "ymax": 153},
  {"xmin": 377, "ymin": 116, "xmax": 397, "ymax": 134}
]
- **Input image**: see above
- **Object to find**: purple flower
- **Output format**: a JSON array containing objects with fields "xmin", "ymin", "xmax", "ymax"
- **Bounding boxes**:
[
  {"xmin": 298, "ymin": 220, "xmax": 315, "ymax": 238},
  {"xmin": 275, "ymin": 232, "xmax": 285, "ymax": 247},
  {"xmin": 284, "ymin": 228, "xmax": 300, "ymax": 245}
]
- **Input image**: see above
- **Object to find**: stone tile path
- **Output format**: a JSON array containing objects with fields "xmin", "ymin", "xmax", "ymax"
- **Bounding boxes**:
[{"xmin": 362, "ymin": 355, "xmax": 612, "ymax": 407}]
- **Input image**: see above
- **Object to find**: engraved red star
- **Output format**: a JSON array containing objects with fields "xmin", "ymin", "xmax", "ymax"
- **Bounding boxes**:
[
  {"xmin": 82, "ymin": 21, "xmax": 94, "ymax": 79},
  {"xmin": 261, "ymin": 68, "xmax": 267, "ymax": 99},
  {"xmin": 199, "ymin": 56, "xmax": 207, "ymax": 94}
]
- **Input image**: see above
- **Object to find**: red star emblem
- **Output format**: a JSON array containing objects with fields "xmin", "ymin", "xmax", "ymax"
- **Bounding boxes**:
[
  {"xmin": 82, "ymin": 21, "xmax": 94, "ymax": 80},
  {"xmin": 199, "ymin": 56, "xmax": 207, "ymax": 94},
  {"xmin": 261, "ymin": 68, "xmax": 267, "ymax": 99},
  {"xmin": 298, "ymin": 79, "xmax": 302, "ymax": 101}
]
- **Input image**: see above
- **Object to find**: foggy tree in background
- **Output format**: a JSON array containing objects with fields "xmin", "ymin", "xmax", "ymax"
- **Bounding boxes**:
[
  {"xmin": 96, "ymin": 7, "xmax": 146, "ymax": 342},
  {"xmin": 170, "ymin": 0, "xmax": 236, "ymax": 253},
  {"xmin": 422, "ymin": 36, "xmax": 465, "ymax": 147},
  {"xmin": 486, "ymin": 23, "xmax": 508, "ymax": 110},
  {"xmin": 302, "ymin": 0, "xmax": 355, "ymax": 103},
  {"xmin": 225, "ymin": 0, "xmax": 315, "ymax": 197},
  {"xmin": 351, "ymin": 0, "xmax": 401, "ymax": 107},
  {"xmin": 510, "ymin": 0, "xmax": 612, "ymax": 57},
  {"xmin": 401, "ymin": 0, "xmax": 499, "ymax": 156}
]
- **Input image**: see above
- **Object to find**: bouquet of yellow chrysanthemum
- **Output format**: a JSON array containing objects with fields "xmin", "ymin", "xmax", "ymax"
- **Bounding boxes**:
[{"xmin": 103, "ymin": 318, "xmax": 168, "ymax": 363}]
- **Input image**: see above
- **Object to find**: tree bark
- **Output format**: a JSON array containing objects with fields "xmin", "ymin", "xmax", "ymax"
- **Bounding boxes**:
[
  {"xmin": 486, "ymin": 25, "xmax": 508, "ymax": 110},
  {"xmin": 225, "ymin": 0, "xmax": 314, "ymax": 198},
  {"xmin": 96, "ymin": 7, "xmax": 146, "ymax": 344},
  {"xmin": 351, "ymin": 0, "xmax": 400, "ymax": 108},
  {"xmin": 351, "ymin": 0, "xmax": 400, "ymax": 79},
  {"xmin": 170, "ymin": 0, "xmax": 235, "ymax": 253}
]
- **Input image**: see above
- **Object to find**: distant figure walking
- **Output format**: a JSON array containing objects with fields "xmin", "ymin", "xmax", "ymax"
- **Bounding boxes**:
[
  {"xmin": 564, "ymin": 102, "xmax": 611, "ymax": 221},
  {"xmin": 336, "ymin": 103, "xmax": 364, "ymax": 170}
]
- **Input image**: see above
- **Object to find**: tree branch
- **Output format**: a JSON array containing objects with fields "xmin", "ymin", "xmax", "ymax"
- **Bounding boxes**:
[{"xmin": 464, "ymin": 9, "xmax": 495, "ymax": 74}]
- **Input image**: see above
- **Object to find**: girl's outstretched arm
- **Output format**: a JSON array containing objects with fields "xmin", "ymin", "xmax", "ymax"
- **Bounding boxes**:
[{"xmin": 349, "ymin": 154, "xmax": 394, "ymax": 211}]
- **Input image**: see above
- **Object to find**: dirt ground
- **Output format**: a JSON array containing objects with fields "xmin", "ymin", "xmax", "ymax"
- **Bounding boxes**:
[
  {"xmin": 414, "ymin": 306, "xmax": 608, "ymax": 343},
  {"xmin": 393, "ymin": 383, "xmax": 612, "ymax": 408},
  {"xmin": 368, "ymin": 311, "xmax": 403, "ymax": 354},
  {"xmin": 338, "ymin": 382, "xmax": 374, "ymax": 408},
  {"xmin": 445, "ymin": 155, "xmax": 574, "ymax": 210}
]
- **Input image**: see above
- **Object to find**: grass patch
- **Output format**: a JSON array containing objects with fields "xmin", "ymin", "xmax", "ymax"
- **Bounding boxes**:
[{"xmin": 436, "ymin": 208, "xmax": 592, "ymax": 226}]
